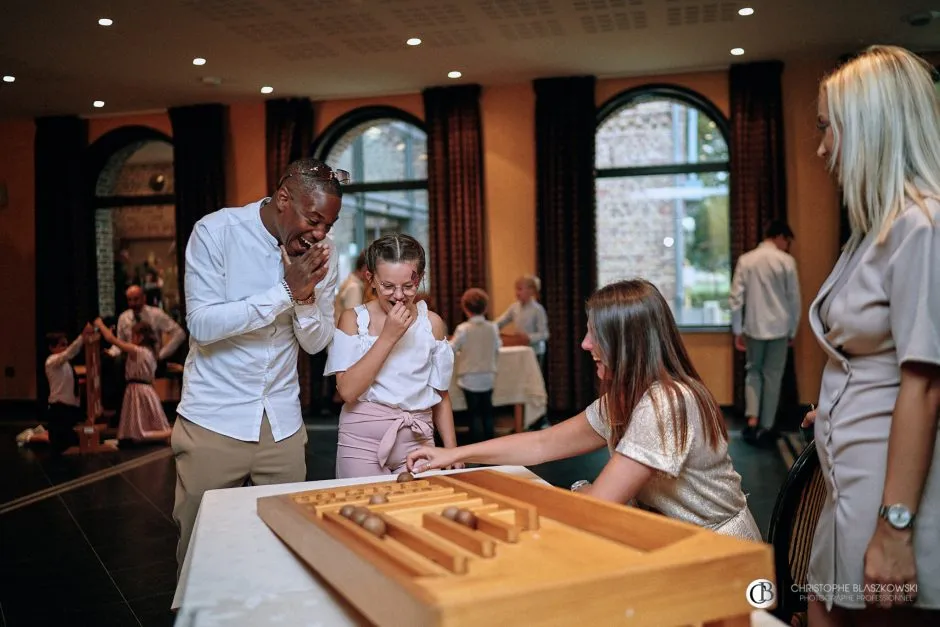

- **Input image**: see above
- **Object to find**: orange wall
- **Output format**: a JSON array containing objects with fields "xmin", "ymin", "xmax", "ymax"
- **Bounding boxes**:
[
  {"xmin": 227, "ymin": 102, "xmax": 267, "ymax": 206},
  {"xmin": 782, "ymin": 58, "xmax": 842, "ymax": 404},
  {"xmin": 0, "ymin": 119, "xmax": 37, "ymax": 400},
  {"xmin": 89, "ymin": 111, "xmax": 172, "ymax": 143},
  {"xmin": 315, "ymin": 93, "xmax": 424, "ymax": 135},
  {"xmin": 481, "ymin": 84, "xmax": 537, "ymax": 321}
]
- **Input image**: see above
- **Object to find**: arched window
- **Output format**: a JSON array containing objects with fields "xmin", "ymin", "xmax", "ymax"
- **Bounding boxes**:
[
  {"xmin": 595, "ymin": 86, "xmax": 731, "ymax": 328},
  {"xmin": 314, "ymin": 107, "xmax": 428, "ymax": 283},
  {"xmin": 89, "ymin": 128, "xmax": 179, "ymax": 323}
]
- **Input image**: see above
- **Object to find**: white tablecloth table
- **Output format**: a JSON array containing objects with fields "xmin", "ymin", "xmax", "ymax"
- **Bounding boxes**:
[
  {"xmin": 172, "ymin": 466, "xmax": 786, "ymax": 627},
  {"xmin": 448, "ymin": 345, "xmax": 547, "ymax": 432}
]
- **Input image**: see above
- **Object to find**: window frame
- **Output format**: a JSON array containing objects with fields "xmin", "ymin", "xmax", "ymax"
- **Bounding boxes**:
[
  {"xmin": 312, "ymin": 106, "xmax": 429, "ymax": 270},
  {"xmin": 595, "ymin": 84, "xmax": 732, "ymax": 333},
  {"xmin": 312, "ymin": 105, "xmax": 428, "ymax": 194}
]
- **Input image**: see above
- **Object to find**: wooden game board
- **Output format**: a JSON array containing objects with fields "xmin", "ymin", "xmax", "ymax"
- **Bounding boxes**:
[{"xmin": 257, "ymin": 470, "xmax": 774, "ymax": 627}]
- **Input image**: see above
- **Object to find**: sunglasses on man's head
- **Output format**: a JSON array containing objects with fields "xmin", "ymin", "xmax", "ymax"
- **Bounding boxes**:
[{"xmin": 277, "ymin": 164, "xmax": 350, "ymax": 188}]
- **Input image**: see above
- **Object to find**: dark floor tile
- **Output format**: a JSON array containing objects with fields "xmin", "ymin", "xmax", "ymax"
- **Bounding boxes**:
[
  {"xmin": 3, "ymin": 600, "xmax": 138, "ymax": 627},
  {"xmin": 73, "ymin": 503, "xmax": 177, "ymax": 551},
  {"xmin": 129, "ymin": 593, "xmax": 175, "ymax": 627},
  {"xmin": 118, "ymin": 460, "xmax": 177, "ymax": 520},
  {"xmin": 94, "ymin": 534, "xmax": 179, "ymax": 573},
  {"xmin": 0, "ymin": 561, "xmax": 125, "ymax": 623},
  {"xmin": 0, "ymin": 465, "xmax": 51, "ymax": 504},
  {"xmin": 109, "ymin": 559, "xmax": 177, "ymax": 603},
  {"xmin": 0, "ymin": 499, "xmax": 90, "ymax": 566},
  {"xmin": 60, "ymin": 475, "xmax": 147, "ymax": 513}
]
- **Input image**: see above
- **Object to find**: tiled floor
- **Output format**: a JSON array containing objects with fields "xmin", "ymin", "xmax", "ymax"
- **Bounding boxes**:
[{"xmin": 0, "ymin": 409, "xmax": 794, "ymax": 627}]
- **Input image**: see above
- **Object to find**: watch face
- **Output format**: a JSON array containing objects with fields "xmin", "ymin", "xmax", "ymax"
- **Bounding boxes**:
[{"xmin": 887, "ymin": 505, "xmax": 913, "ymax": 528}]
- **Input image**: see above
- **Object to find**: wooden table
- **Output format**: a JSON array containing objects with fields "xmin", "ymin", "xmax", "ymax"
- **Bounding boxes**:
[{"xmin": 172, "ymin": 466, "xmax": 787, "ymax": 627}]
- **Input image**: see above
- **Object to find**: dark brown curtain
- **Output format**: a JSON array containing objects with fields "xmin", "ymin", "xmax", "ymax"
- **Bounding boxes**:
[
  {"xmin": 729, "ymin": 60, "xmax": 799, "ymax": 428},
  {"xmin": 265, "ymin": 97, "xmax": 317, "ymax": 411},
  {"xmin": 169, "ymin": 103, "xmax": 228, "ymax": 319},
  {"xmin": 534, "ymin": 76, "xmax": 597, "ymax": 416},
  {"xmin": 423, "ymin": 84, "xmax": 487, "ymax": 331},
  {"xmin": 266, "ymin": 98, "xmax": 314, "ymax": 190},
  {"xmin": 34, "ymin": 116, "xmax": 90, "ymax": 401}
]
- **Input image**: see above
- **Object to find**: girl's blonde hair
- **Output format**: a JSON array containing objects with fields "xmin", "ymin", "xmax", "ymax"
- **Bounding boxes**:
[{"xmin": 821, "ymin": 45, "xmax": 940, "ymax": 249}]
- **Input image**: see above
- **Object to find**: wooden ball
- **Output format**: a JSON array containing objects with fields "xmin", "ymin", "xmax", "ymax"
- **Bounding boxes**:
[
  {"xmin": 369, "ymin": 493, "xmax": 389, "ymax": 505},
  {"xmin": 396, "ymin": 471, "xmax": 415, "ymax": 483},
  {"xmin": 339, "ymin": 504, "xmax": 356, "ymax": 518},
  {"xmin": 351, "ymin": 507, "xmax": 371, "ymax": 526},
  {"xmin": 361, "ymin": 515, "xmax": 387, "ymax": 538},
  {"xmin": 441, "ymin": 506, "xmax": 460, "ymax": 521},
  {"xmin": 455, "ymin": 509, "xmax": 478, "ymax": 530}
]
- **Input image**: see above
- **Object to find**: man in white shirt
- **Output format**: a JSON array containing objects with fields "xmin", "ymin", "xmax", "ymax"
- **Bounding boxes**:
[
  {"xmin": 172, "ymin": 158, "xmax": 347, "ymax": 569},
  {"xmin": 106, "ymin": 285, "xmax": 186, "ymax": 363},
  {"xmin": 729, "ymin": 221, "xmax": 801, "ymax": 445}
]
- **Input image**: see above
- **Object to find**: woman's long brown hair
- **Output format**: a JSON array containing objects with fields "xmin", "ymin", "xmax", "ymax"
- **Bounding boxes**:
[{"xmin": 587, "ymin": 279, "xmax": 727, "ymax": 453}]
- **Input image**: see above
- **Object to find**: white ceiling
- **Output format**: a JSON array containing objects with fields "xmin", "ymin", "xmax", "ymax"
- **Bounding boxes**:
[{"xmin": 0, "ymin": 0, "xmax": 937, "ymax": 118}]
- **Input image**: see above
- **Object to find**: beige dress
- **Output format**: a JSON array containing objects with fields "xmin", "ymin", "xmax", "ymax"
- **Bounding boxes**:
[
  {"xmin": 808, "ymin": 197, "xmax": 940, "ymax": 610},
  {"xmin": 585, "ymin": 383, "xmax": 762, "ymax": 541}
]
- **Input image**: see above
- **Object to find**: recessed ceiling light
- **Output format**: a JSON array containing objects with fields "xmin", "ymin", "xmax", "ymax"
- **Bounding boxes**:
[
  {"xmin": 192, "ymin": 57, "xmax": 207, "ymax": 66},
  {"xmin": 93, "ymin": 100, "xmax": 105, "ymax": 108},
  {"xmin": 98, "ymin": 18, "xmax": 113, "ymax": 26},
  {"xmin": 730, "ymin": 47, "xmax": 745, "ymax": 56},
  {"xmin": 2, "ymin": 75, "xmax": 14, "ymax": 83},
  {"xmin": 738, "ymin": 7, "xmax": 754, "ymax": 16},
  {"xmin": 260, "ymin": 86, "xmax": 274, "ymax": 94},
  {"xmin": 406, "ymin": 37, "xmax": 422, "ymax": 46},
  {"xmin": 447, "ymin": 71, "xmax": 462, "ymax": 79}
]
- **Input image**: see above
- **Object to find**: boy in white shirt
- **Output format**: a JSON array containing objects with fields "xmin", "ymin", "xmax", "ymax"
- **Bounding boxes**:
[
  {"xmin": 451, "ymin": 289, "xmax": 501, "ymax": 441},
  {"xmin": 43, "ymin": 326, "xmax": 92, "ymax": 453}
]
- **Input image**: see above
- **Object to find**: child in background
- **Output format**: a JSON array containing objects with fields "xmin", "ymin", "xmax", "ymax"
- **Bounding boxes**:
[
  {"xmin": 94, "ymin": 318, "xmax": 172, "ymax": 443},
  {"xmin": 324, "ymin": 234, "xmax": 459, "ymax": 478},
  {"xmin": 409, "ymin": 279, "xmax": 761, "ymax": 542},
  {"xmin": 496, "ymin": 275, "xmax": 549, "ymax": 372},
  {"xmin": 35, "ymin": 326, "xmax": 94, "ymax": 452},
  {"xmin": 451, "ymin": 288, "xmax": 501, "ymax": 442}
]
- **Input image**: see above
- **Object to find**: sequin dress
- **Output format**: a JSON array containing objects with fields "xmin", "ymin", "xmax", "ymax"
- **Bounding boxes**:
[{"xmin": 585, "ymin": 383, "xmax": 762, "ymax": 541}]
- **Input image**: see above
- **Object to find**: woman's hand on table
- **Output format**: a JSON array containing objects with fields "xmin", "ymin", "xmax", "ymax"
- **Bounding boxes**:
[{"xmin": 407, "ymin": 446, "xmax": 462, "ymax": 473}]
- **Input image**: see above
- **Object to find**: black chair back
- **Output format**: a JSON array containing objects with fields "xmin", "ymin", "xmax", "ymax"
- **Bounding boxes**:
[{"xmin": 767, "ymin": 440, "xmax": 826, "ymax": 624}]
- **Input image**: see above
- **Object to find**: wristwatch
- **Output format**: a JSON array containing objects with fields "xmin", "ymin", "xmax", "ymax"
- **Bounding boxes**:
[
  {"xmin": 879, "ymin": 503, "xmax": 915, "ymax": 530},
  {"xmin": 570, "ymin": 480, "xmax": 591, "ymax": 492}
]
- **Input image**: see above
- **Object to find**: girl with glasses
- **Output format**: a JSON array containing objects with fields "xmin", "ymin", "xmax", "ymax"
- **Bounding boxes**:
[{"xmin": 324, "ymin": 234, "xmax": 459, "ymax": 478}]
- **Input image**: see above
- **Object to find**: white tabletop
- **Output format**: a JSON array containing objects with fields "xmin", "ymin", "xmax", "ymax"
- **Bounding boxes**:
[{"xmin": 172, "ymin": 466, "xmax": 786, "ymax": 626}]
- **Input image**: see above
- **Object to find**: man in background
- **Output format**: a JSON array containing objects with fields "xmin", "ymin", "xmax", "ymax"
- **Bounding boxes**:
[
  {"xmin": 107, "ymin": 284, "xmax": 186, "ymax": 364},
  {"xmin": 729, "ymin": 220, "xmax": 801, "ymax": 445},
  {"xmin": 334, "ymin": 250, "xmax": 368, "ymax": 324}
]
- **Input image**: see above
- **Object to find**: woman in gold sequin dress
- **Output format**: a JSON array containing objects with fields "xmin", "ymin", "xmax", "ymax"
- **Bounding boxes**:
[{"xmin": 407, "ymin": 279, "xmax": 762, "ymax": 542}]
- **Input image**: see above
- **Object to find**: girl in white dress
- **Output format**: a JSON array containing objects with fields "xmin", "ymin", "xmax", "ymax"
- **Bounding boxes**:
[
  {"xmin": 94, "ymin": 318, "xmax": 172, "ymax": 443},
  {"xmin": 324, "ymin": 234, "xmax": 458, "ymax": 478}
]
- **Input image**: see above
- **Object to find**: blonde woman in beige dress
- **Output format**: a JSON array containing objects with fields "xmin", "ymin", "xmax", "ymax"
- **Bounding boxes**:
[
  {"xmin": 407, "ymin": 279, "xmax": 762, "ymax": 542},
  {"xmin": 802, "ymin": 46, "xmax": 940, "ymax": 626}
]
